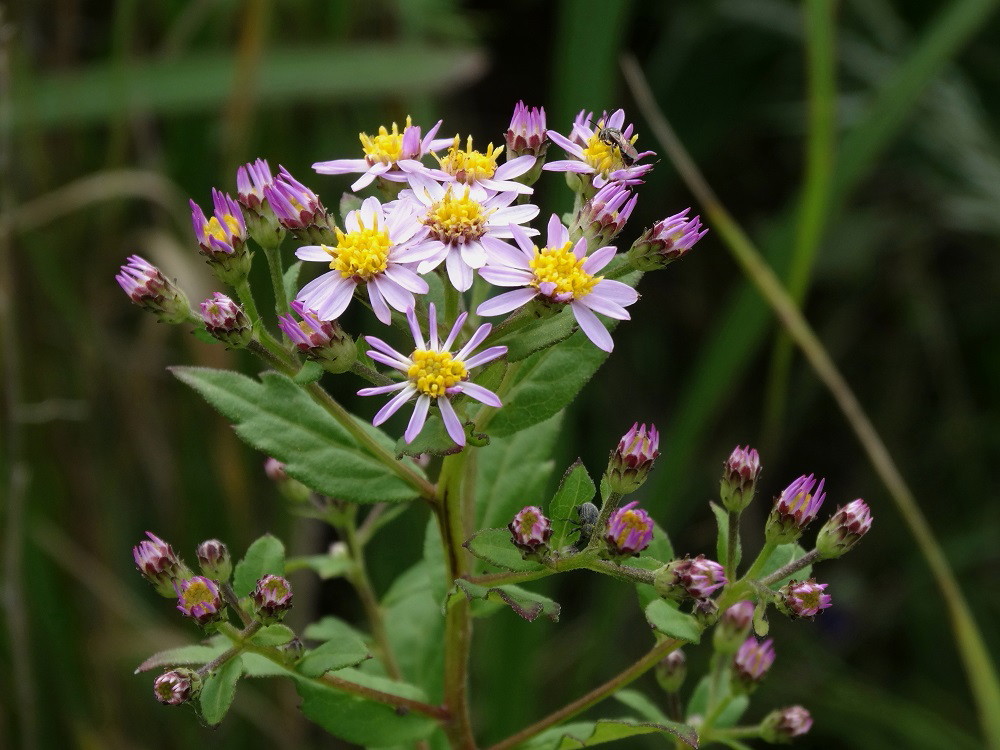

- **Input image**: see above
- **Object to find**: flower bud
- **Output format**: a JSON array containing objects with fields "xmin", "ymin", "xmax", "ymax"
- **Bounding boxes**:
[
  {"xmin": 627, "ymin": 209, "xmax": 707, "ymax": 271},
  {"xmin": 654, "ymin": 555, "xmax": 727, "ymax": 601},
  {"xmin": 570, "ymin": 183, "xmax": 637, "ymax": 246},
  {"xmin": 153, "ymin": 668, "xmax": 202, "ymax": 705},
  {"xmin": 279, "ymin": 637, "xmax": 305, "ymax": 663},
  {"xmin": 776, "ymin": 579, "xmax": 832, "ymax": 619},
  {"xmin": 251, "ymin": 574, "xmax": 294, "ymax": 623},
  {"xmin": 732, "ymin": 637, "xmax": 775, "ymax": 693},
  {"xmin": 765, "ymin": 474, "xmax": 826, "ymax": 544},
  {"xmin": 603, "ymin": 501, "xmax": 654, "ymax": 557},
  {"xmin": 133, "ymin": 531, "xmax": 191, "ymax": 597},
  {"xmin": 714, "ymin": 600, "xmax": 754, "ymax": 653},
  {"xmin": 692, "ymin": 596, "xmax": 720, "ymax": 627},
  {"xmin": 199, "ymin": 293, "xmax": 252, "ymax": 348},
  {"xmin": 816, "ymin": 499, "xmax": 872, "ymax": 559},
  {"xmin": 263, "ymin": 457, "xmax": 312, "ymax": 504},
  {"xmin": 508, "ymin": 506, "xmax": 553, "ymax": 555},
  {"xmin": 175, "ymin": 576, "xmax": 225, "ymax": 627},
  {"xmin": 761, "ymin": 705, "xmax": 813, "ymax": 743},
  {"xmin": 190, "ymin": 189, "xmax": 253, "ymax": 286},
  {"xmin": 655, "ymin": 649, "xmax": 686, "ymax": 694},
  {"xmin": 264, "ymin": 166, "xmax": 336, "ymax": 244},
  {"xmin": 278, "ymin": 300, "xmax": 357, "ymax": 373},
  {"xmin": 196, "ymin": 539, "xmax": 232, "ymax": 581},
  {"xmin": 506, "ymin": 101, "xmax": 549, "ymax": 159},
  {"xmin": 116, "ymin": 255, "xmax": 192, "ymax": 325},
  {"xmin": 720, "ymin": 445, "xmax": 761, "ymax": 513},
  {"xmin": 264, "ymin": 457, "xmax": 287, "ymax": 482},
  {"xmin": 605, "ymin": 423, "xmax": 660, "ymax": 495},
  {"xmin": 236, "ymin": 158, "xmax": 286, "ymax": 250}
]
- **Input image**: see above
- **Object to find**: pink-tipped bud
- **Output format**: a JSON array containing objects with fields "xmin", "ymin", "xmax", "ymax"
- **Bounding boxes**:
[
  {"xmin": 195, "ymin": 539, "xmax": 232, "ymax": 581},
  {"xmin": 776, "ymin": 579, "xmax": 832, "ymax": 619},
  {"xmin": 761, "ymin": 705, "xmax": 813, "ymax": 742},
  {"xmin": 714, "ymin": 600, "xmax": 755, "ymax": 653},
  {"xmin": 654, "ymin": 554, "xmax": 727, "ymax": 601},
  {"xmin": 116, "ymin": 255, "xmax": 192, "ymax": 325},
  {"xmin": 278, "ymin": 300, "xmax": 357, "ymax": 373},
  {"xmin": 133, "ymin": 531, "xmax": 191, "ymax": 597},
  {"xmin": 570, "ymin": 182, "xmax": 637, "ymax": 246},
  {"xmin": 732, "ymin": 637, "xmax": 775, "ymax": 692},
  {"xmin": 236, "ymin": 158, "xmax": 285, "ymax": 249},
  {"xmin": 199, "ymin": 293, "xmax": 251, "ymax": 348},
  {"xmin": 603, "ymin": 501, "xmax": 654, "ymax": 557},
  {"xmin": 655, "ymin": 649, "xmax": 686, "ymax": 693},
  {"xmin": 508, "ymin": 506, "xmax": 553, "ymax": 556},
  {"xmin": 175, "ymin": 576, "xmax": 225, "ymax": 627},
  {"xmin": 505, "ymin": 101, "xmax": 549, "ymax": 159},
  {"xmin": 628, "ymin": 208, "xmax": 708, "ymax": 271},
  {"xmin": 263, "ymin": 166, "xmax": 334, "ymax": 244},
  {"xmin": 606, "ymin": 422, "xmax": 660, "ymax": 494},
  {"xmin": 251, "ymin": 574, "xmax": 294, "ymax": 623},
  {"xmin": 765, "ymin": 474, "xmax": 827, "ymax": 544},
  {"xmin": 720, "ymin": 445, "xmax": 761, "ymax": 513},
  {"xmin": 816, "ymin": 499, "xmax": 872, "ymax": 559},
  {"xmin": 153, "ymin": 668, "xmax": 202, "ymax": 705},
  {"xmin": 190, "ymin": 190, "xmax": 252, "ymax": 285}
]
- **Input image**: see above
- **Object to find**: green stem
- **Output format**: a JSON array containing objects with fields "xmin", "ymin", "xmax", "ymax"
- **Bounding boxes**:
[
  {"xmin": 201, "ymin": 620, "xmax": 263, "ymax": 676},
  {"xmin": 717, "ymin": 541, "xmax": 777, "ymax": 611},
  {"xmin": 262, "ymin": 243, "xmax": 290, "ymax": 316},
  {"xmin": 700, "ymin": 695, "xmax": 735, "ymax": 737},
  {"xmin": 486, "ymin": 637, "xmax": 684, "ymax": 750},
  {"xmin": 220, "ymin": 582, "xmax": 252, "ymax": 627},
  {"xmin": 351, "ymin": 361, "xmax": 392, "ymax": 386},
  {"xmin": 704, "ymin": 653, "xmax": 729, "ymax": 728},
  {"xmin": 236, "ymin": 279, "xmax": 288, "ymax": 362},
  {"xmin": 588, "ymin": 489, "xmax": 624, "ymax": 552},
  {"xmin": 725, "ymin": 510, "xmax": 740, "ymax": 580},
  {"xmin": 759, "ymin": 548, "xmax": 821, "ymax": 587},
  {"xmin": 704, "ymin": 725, "xmax": 763, "ymax": 741}
]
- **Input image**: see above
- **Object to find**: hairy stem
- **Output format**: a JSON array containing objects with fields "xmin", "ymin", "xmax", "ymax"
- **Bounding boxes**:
[
  {"xmin": 262, "ymin": 242, "xmax": 290, "ymax": 316},
  {"xmin": 725, "ymin": 510, "xmax": 740, "ymax": 580},
  {"xmin": 759, "ymin": 548, "xmax": 821, "ymax": 587}
]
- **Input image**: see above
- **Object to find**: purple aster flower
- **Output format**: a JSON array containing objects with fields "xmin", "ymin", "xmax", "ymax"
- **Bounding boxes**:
[
  {"xmin": 766, "ymin": 474, "xmax": 827, "ymax": 543},
  {"xmin": 508, "ymin": 506, "xmax": 553, "ymax": 553},
  {"xmin": 293, "ymin": 196, "xmax": 431, "ymax": 325},
  {"xmin": 195, "ymin": 540, "xmax": 231, "ymax": 581},
  {"xmin": 655, "ymin": 649, "xmax": 686, "ymax": 693},
  {"xmin": 777, "ymin": 579, "xmax": 832, "ymax": 618},
  {"xmin": 606, "ymin": 422, "xmax": 660, "ymax": 494},
  {"xmin": 816, "ymin": 498, "xmax": 873, "ymax": 559},
  {"xmin": 476, "ymin": 214, "xmax": 639, "ymax": 352},
  {"xmin": 153, "ymin": 669, "xmax": 201, "ymax": 705},
  {"xmin": 116, "ymin": 255, "xmax": 192, "ymax": 324},
  {"xmin": 175, "ymin": 576, "xmax": 224, "ymax": 627},
  {"xmin": 434, "ymin": 134, "xmax": 536, "ymax": 199},
  {"xmin": 199, "ymin": 293, "xmax": 251, "ymax": 348},
  {"xmin": 190, "ymin": 188, "xmax": 247, "ymax": 257},
  {"xmin": 397, "ymin": 174, "xmax": 539, "ymax": 292},
  {"xmin": 720, "ymin": 445, "xmax": 761, "ymax": 513},
  {"xmin": 506, "ymin": 101, "xmax": 549, "ymax": 158},
  {"xmin": 676, "ymin": 555, "xmax": 728, "ymax": 599},
  {"xmin": 278, "ymin": 300, "xmax": 357, "ymax": 373},
  {"xmin": 313, "ymin": 116, "xmax": 452, "ymax": 192},
  {"xmin": 358, "ymin": 304, "xmax": 507, "ymax": 446},
  {"xmin": 762, "ymin": 706, "xmax": 813, "ymax": 741},
  {"xmin": 629, "ymin": 208, "xmax": 708, "ymax": 271},
  {"xmin": 603, "ymin": 500, "xmax": 653, "ymax": 557},
  {"xmin": 251, "ymin": 574, "xmax": 293, "ymax": 623},
  {"xmin": 133, "ymin": 531, "xmax": 190, "ymax": 597},
  {"xmin": 733, "ymin": 637, "xmax": 775, "ymax": 688},
  {"xmin": 236, "ymin": 158, "xmax": 275, "ymax": 212},
  {"xmin": 570, "ymin": 182, "xmax": 638, "ymax": 246},
  {"xmin": 543, "ymin": 108, "xmax": 655, "ymax": 189}
]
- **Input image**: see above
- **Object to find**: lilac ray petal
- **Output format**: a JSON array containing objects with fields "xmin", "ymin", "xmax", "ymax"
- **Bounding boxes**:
[
  {"xmin": 445, "ymin": 250, "xmax": 474, "ymax": 292},
  {"xmin": 454, "ymin": 322, "xmax": 492, "ymax": 360},
  {"xmin": 476, "ymin": 288, "xmax": 538, "ymax": 317},
  {"xmin": 296, "ymin": 270, "xmax": 340, "ymax": 302},
  {"xmin": 384, "ymin": 264, "xmax": 431, "ymax": 293},
  {"xmin": 608, "ymin": 109, "xmax": 625, "ymax": 129},
  {"xmin": 542, "ymin": 160, "xmax": 595, "ymax": 174},
  {"xmin": 368, "ymin": 283, "xmax": 392, "ymax": 325},
  {"xmin": 313, "ymin": 158, "xmax": 369, "ymax": 174},
  {"xmin": 490, "ymin": 204, "xmax": 539, "ymax": 228},
  {"xmin": 351, "ymin": 165, "xmax": 388, "ymax": 192},
  {"xmin": 571, "ymin": 236, "xmax": 588, "ymax": 260},
  {"xmin": 364, "ymin": 335, "xmax": 406, "ymax": 359},
  {"xmin": 422, "ymin": 119, "xmax": 444, "ymax": 147},
  {"xmin": 478, "ymin": 178, "xmax": 533, "ymax": 195},
  {"xmin": 443, "ymin": 312, "xmax": 469, "ymax": 350},
  {"xmin": 404, "ymin": 395, "xmax": 431, "ymax": 443},
  {"xmin": 371, "ymin": 386, "xmax": 416, "ymax": 426},
  {"xmin": 368, "ymin": 350, "xmax": 412, "ymax": 371},
  {"xmin": 579, "ymin": 293, "xmax": 631, "ymax": 320},
  {"xmin": 458, "ymin": 382, "xmax": 503, "ymax": 407},
  {"xmin": 594, "ymin": 278, "xmax": 639, "ymax": 306},
  {"xmin": 478, "ymin": 266, "xmax": 533, "ymax": 287},
  {"xmin": 572, "ymin": 303, "xmax": 614, "ymax": 352},
  {"xmin": 546, "ymin": 130, "xmax": 585, "ymax": 156},
  {"xmin": 480, "ymin": 235, "xmax": 531, "ymax": 267},
  {"xmin": 547, "ymin": 214, "xmax": 568, "ymax": 246},
  {"xmin": 463, "ymin": 345, "xmax": 507, "ymax": 369},
  {"xmin": 372, "ymin": 276, "xmax": 414, "ymax": 313},
  {"xmin": 437, "ymin": 398, "xmax": 466, "ymax": 446},
  {"xmin": 314, "ymin": 280, "xmax": 356, "ymax": 321},
  {"xmin": 406, "ymin": 307, "xmax": 425, "ymax": 349},
  {"xmin": 583, "ymin": 245, "xmax": 616, "ymax": 273},
  {"xmin": 397, "ymin": 239, "xmax": 447, "ymax": 265},
  {"xmin": 295, "ymin": 245, "xmax": 331, "ymax": 262},
  {"xmin": 460, "ymin": 241, "xmax": 488, "ymax": 269},
  {"xmin": 358, "ymin": 382, "xmax": 409, "ymax": 397},
  {"xmin": 427, "ymin": 302, "xmax": 439, "ymax": 349},
  {"xmin": 494, "ymin": 154, "xmax": 536, "ymax": 180},
  {"xmin": 509, "ymin": 222, "xmax": 537, "ymax": 258}
]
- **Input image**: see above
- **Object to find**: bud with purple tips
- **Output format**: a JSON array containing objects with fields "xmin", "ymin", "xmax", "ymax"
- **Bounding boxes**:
[
  {"xmin": 655, "ymin": 649, "xmax": 686, "ymax": 693},
  {"xmin": 505, "ymin": 101, "xmax": 549, "ymax": 160},
  {"xmin": 190, "ymin": 189, "xmax": 252, "ymax": 285},
  {"xmin": 278, "ymin": 300, "xmax": 357, "ymax": 373},
  {"xmin": 251, "ymin": 574, "xmax": 294, "ymax": 623},
  {"xmin": 720, "ymin": 445, "xmax": 761, "ymax": 513},
  {"xmin": 263, "ymin": 166, "xmax": 335, "ymax": 244},
  {"xmin": 570, "ymin": 182, "xmax": 638, "ymax": 246},
  {"xmin": 816, "ymin": 498, "xmax": 872, "ymax": 559},
  {"xmin": 761, "ymin": 705, "xmax": 813, "ymax": 742},
  {"xmin": 116, "ymin": 255, "xmax": 192, "ymax": 325},
  {"xmin": 714, "ymin": 600, "xmax": 755, "ymax": 653},
  {"xmin": 603, "ymin": 501, "xmax": 654, "ymax": 557},
  {"xmin": 134, "ymin": 531, "xmax": 191, "ymax": 597},
  {"xmin": 765, "ymin": 474, "xmax": 827, "ymax": 544},
  {"xmin": 606, "ymin": 423, "xmax": 660, "ymax": 495},
  {"xmin": 196, "ymin": 539, "xmax": 232, "ymax": 582},
  {"xmin": 654, "ymin": 554, "xmax": 727, "ymax": 601},
  {"xmin": 508, "ymin": 506, "xmax": 553, "ymax": 556},
  {"xmin": 776, "ymin": 579, "xmax": 832, "ymax": 618},
  {"xmin": 236, "ymin": 158, "xmax": 285, "ymax": 248},
  {"xmin": 199, "ymin": 293, "xmax": 252, "ymax": 348},
  {"xmin": 153, "ymin": 668, "xmax": 202, "ymax": 705},
  {"xmin": 628, "ymin": 208, "xmax": 708, "ymax": 271},
  {"xmin": 732, "ymin": 637, "xmax": 775, "ymax": 692},
  {"xmin": 175, "ymin": 576, "xmax": 225, "ymax": 627}
]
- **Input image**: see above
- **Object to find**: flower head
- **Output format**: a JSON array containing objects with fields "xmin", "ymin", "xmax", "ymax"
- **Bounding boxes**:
[
  {"xmin": 816, "ymin": 498, "xmax": 872, "ymax": 559},
  {"xmin": 477, "ymin": 214, "xmax": 639, "ymax": 352},
  {"xmin": 435, "ymin": 134, "xmax": 536, "ymax": 199},
  {"xmin": 294, "ymin": 196, "xmax": 430, "ymax": 325},
  {"xmin": 116, "ymin": 255, "xmax": 191, "ymax": 324},
  {"xmin": 720, "ymin": 445, "xmax": 761, "ymax": 513},
  {"xmin": 570, "ymin": 182, "xmax": 638, "ymax": 246},
  {"xmin": 358, "ymin": 304, "xmax": 507, "ymax": 446},
  {"xmin": 508, "ymin": 506, "xmax": 553, "ymax": 554},
  {"xmin": 199, "ymin": 293, "xmax": 251, "ymax": 348},
  {"xmin": 628, "ymin": 208, "xmax": 708, "ymax": 271},
  {"xmin": 607, "ymin": 422, "xmax": 660, "ymax": 494},
  {"xmin": 196, "ymin": 539, "xmax": 232, "ymax": 581},
  {"xmin": 762, "ymin": 706, "xmax": 813, "ymax": 742},
  {"xmin": 313, "ymin": 116, "xmax": 451, "ymax": 192},
  {"xmin": 777, "ymin": 579, "xmax": 832, "ymax": 618},
  {"xmin": 604, "ymin": 501, "xmax": 653, "ymax": 557},
  {"xmin": 398, "ymin": 174, "xmax": 539, "ymax": 291},
  {"xmin": 236, "ymin": 158, "xmax": 275, "ymax": 212},
  {"xmin": 153, "ymin": 669, "xmax": 202, "ymax": 705},
  {"xmin": 733, "ymin": 637, "xmax": 775, "ymax": 689},
  {"xmin": 543, "ymin": 109, "xmax": 655, "ymax": 189},
  {"xmin": 506, "ymin": 101, "xmax": 549, "ymax": 159},
  {"xmin": 654, "ymin": 554, "xmax": 727, "ymax": 600},
  {"xmin": 190, "ymin": 189, "xmax": 247, "ymax": 258},
  {"xmin": 251, "ymin": 574, "xmax": 294, "ymax": 623},
  {"xmin": 264, "ymin": 166, "xmax": 333, "ymax": 243},
  {"xmin": 278, "ymin": 300, "xmax": 357, "ymax": 373},
  {"xmin": 655, "ymin": 649, "xmax": 687, "ymax": 693},
  {"xmin": 133, "ymin": 531, "xmax": 190, "ymax": 597},
  {"xmin": 766, "ymin": 474, "xmax": 827, "ymax": 543},
  {"xmin": 714, "ymin": 600, "xmax": 755, "ymax": 653},
  {"xmin": 175, "ymin": 576, "xmax": 224, "ymax": 627}
]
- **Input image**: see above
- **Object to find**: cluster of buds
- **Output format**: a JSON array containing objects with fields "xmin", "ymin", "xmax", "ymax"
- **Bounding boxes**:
[
  {"xmin": 765, "ymin": 474, "xmax": 826, "ymax": 544},
  {"xmin": 278, "ymin": 300, "xmax": 357, "ymax": 373},
  {"xmin": 816, "ymin": 499, "xmax": 873, "ymax": 559},
  {"xmin": 732, "ymin": 636, "xmax": 776, "ymax": 693},
  {"xmin": 569, "ymin": 183, "xmax": 637, "ymax": 246},
  {"xmin": 116, "ymin": 256, "xmax": 191, "ymax": 325},
  {"xmin": 153, "ymin": 668, "xmax": 202, "ymax": 706},
  {"xmin": 199, "ymin": 293, "xmax": 252, "ymax": 348},
  {"xmin": 654, "ymin": 554, "xmax": 727, "ymax": 601},
  {"xmin": 133, "ymin": 531, "xmax": 191, "ymax": 597},
  {"xmin": 627, "ymin": 208, "xmax": 707, "ymax": 270},
  {"xmin": 776, "ymin": 579, "xmax": 832, "ymax": 618},
  {"xmin": 190, "ymin": 189, "xmax": 252, "ymax": 285},
  {"xmin": 263, "ymin": 166, "xmax": 335, "ymax": 244},
  {"xmin": 720, "ymin": 445, "xmax": 761, "ymax": 513},
  {"xmin": 508, "ymin": 506, "xmax": 553, "ymax": 558},
  {"xmin": 251, "ymin": 574, "xmax": 294, "ymax": 623},
  {"xmin": 605, "ymin": 422, "xmax": 660, "ymax": 495},
  {"xmin": 603, "ymin": 501, "xmax": 654, "ymax": 557}
]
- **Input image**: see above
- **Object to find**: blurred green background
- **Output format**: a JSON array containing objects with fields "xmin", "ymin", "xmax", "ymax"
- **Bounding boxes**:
[{"xmin": 3, "ymin": 0, "xmax": 1000, "ymax": 747}]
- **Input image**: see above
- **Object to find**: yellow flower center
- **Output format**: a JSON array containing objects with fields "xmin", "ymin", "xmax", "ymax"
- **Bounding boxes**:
[
  {"xmin": 517, "ymin": 511, "xmax": 541, "ymax": 536},
  {"xmin": 203, "ymin": 214, "xmax": 241, "ymax": 243},
  {"xmin": 580, "ymin": 122, "xmax": 636, "ymax": 176},
  {"xmin": 529, "ymin": 241, "xmax": 600, "ymax": 299},
  {"xmin": 326, "ymin": 220, "xmax": 391, "ymax": 280},
  {"xmin": 407, "ymin": 349, "xmax": 467, "ymax": 398},
  {"xmin": 613, "ymin": 510, "xmax": 650, "ymax": 546},
  {"xmin": 359, "ymin": 116, "xmax": 412, "ymax": 165},
  {"xmin": 424, "ymin": 187, "xmax": 489, "ymax": 243},
  {"xmin": 438, "ymin": 135, "xmax": 502, "ymax": 182},
  {"xmin": 182, "ymin": 581, "xmax": 216, "ymax": 609}
]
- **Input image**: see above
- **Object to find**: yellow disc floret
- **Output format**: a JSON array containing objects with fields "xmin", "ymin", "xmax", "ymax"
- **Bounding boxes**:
[
  {"xmin": 407, "ymin": 349, "xmax": 468, "ymax": 398},
  {"xmin": 424, "ymin": 187, "xmax": 489, "ymax": 243},
  {"xmin": 203, "ymin": 214, "xmax": 242, "ymax": 243},
  {"xmin": 359, "ymin": 116, "xmax": 413, "ymax": 165},
  {"xmin": 182, "ymin": 581, "xmax": 216, "ymax": 609},
  {"xmin": 438, "ymin": 135, "xmax": 502, "ymax": 182},
  {"xmin": 327, "ymin": 218, "xmax": 391, "ymax": 280},
  {"xmin": 529, "ymin": 241, "xmax": 600, "ymax": 299},
  {"xmin": 612, "ymin": 509, "xmax": 651, "ymax": 547}
]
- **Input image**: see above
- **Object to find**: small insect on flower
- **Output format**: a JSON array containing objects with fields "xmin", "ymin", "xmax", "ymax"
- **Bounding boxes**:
[{"xmin": 597, "ymin": 127, "xmax": 639, "ymax": 166}]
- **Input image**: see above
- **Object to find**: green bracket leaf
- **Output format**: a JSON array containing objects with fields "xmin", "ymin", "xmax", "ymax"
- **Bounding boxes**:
[
  {"xmin": 394, "ymin": 414, "xmax": 467, "ymax": 458},
  {"xmin": 249, "ymin": 624, "xmax": 296, "ymax": 648},
  {"xmin": 521, "ymin": 717, "xmax": 699, "ymax": 749},
  {"xmin": 134, "ymin": 640, "xmax": 228, "ymax": 673},
  {"xmin": 464, "ymin": 528, "xmax": 546, "ymax": 573},
  {"xmin": 688, "ymin": 675, "xmax": 749, "ymax": 730},
  {"xmin": 233, "ymin": 534, "xmax": 286, "ymax": 597},
  {"xmin": 711, "ymin": 502, "xmax": 740, "ymax": 570},
  {"xmin": 293, "ymin": 360, "xmax": 324, "ymax": 384},
  {"xmin": 452, "ymin": 579, "xmax": 560, "ymax": 622},
  {"xmin": 199, "ymin": 656, "xmax": 244, "ymax": 726},
  {"xmin": 283, "ymin": 260, "xmax": 303, "ymax": 303},
  {"xmin": 548, "ymin": 460, "xmax": 597, "ymax": 550},
  {"xmin": 644, "ymin": 599, "xmax": 702, "ymax": 643},
  {"xmin": 285, "ymin": 552, "xmax": 352, "ymax": 580},
  {"xmin": 298, "ymin": 635, "xmax": 371, "ymax": 677},
  {"xmin": 759, "ymin": 542, "xmax": 811, "ymax": 589}
]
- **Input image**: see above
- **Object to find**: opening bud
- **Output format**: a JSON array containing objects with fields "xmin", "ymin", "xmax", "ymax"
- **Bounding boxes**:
[
  {"xmin": 190, "ymin": 189, "xmax": 253, "ymax": 286},
  {"xmin": 506, "ymin": 101, "xmax": 549, "ymax": 160},
  {"xmin": 133, "ymin": 531, "xmax": 191, "ymax": 597},
  {"xmin": 603, "ymin": 501, "xmax": 654, "ymax": 557},
  {"xmin": 765, "ymin": 474, "xmax": 826, "ymax": 544},
  {"xmin": 236, "ymin": 158, "xmax": 286, "ymax": 249},
  {"xmin": 720, "ymin": 445, "xmax": 761, "ymax": 513},
  {"xmin": 605, "ymin": 422, "xmax": 660, "ymax": 495},
  {"xmin": 570, "ymin": 183, "xmax": 637, "ymax": 246},
  {"xmin": 263, "ymin": 166, "xmax": 336, "ymax": 244},
  {"xmin": 175, "ymin": 576, "xmax": 225, "ymax": 627},
  {"xmin": 654, "ymin": 554, "xmax": 727, "ymax": 601},
  {"xmin": 627, "ymin": 209, "xmax": 708, "ymax": 271},
  {"xmin": 116, "ymin": 255, "xmax": 192, "ymax": 325},
  {"xmin": 278, "ymin": 300, "xmax": 357, "ymax": 374},
  {"xmin": 508, "ymin": 506, "xmax": 553, "ymax": 557},
  {"xmin": 655, "ymin": 649, "xmax": 687, "ymax": 694},
  {"xmin": 761, "ymin": 705, "xmax": 813, "ymax": 743},
  {"xmin": 714, "ymin": 600, "xmax": 754, "ymax": 653},
  {"xmin": 251, "ymin": 574, "xmax": 294, "ymax": 623},
  {"xmin": 776, "ymin": 579, "xmax": 832, "ymax": 619},
  {"xmin": 816, "ymin": 499, "xmax": 872, "ymax": 559},
  {"xmin": 732, "ymin": 637, "xmax": 775, "ymax": 693},
  {"xmin": 153, "ymin": 668, "xmax": 202, "ymax": 705},
  {"xmin": 199, "ymin": 293, "xmax": 252, "ymax": 348},
  {"xmin": 196, "ymin": 539, "xmax": 232, "ymax": 581}
]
